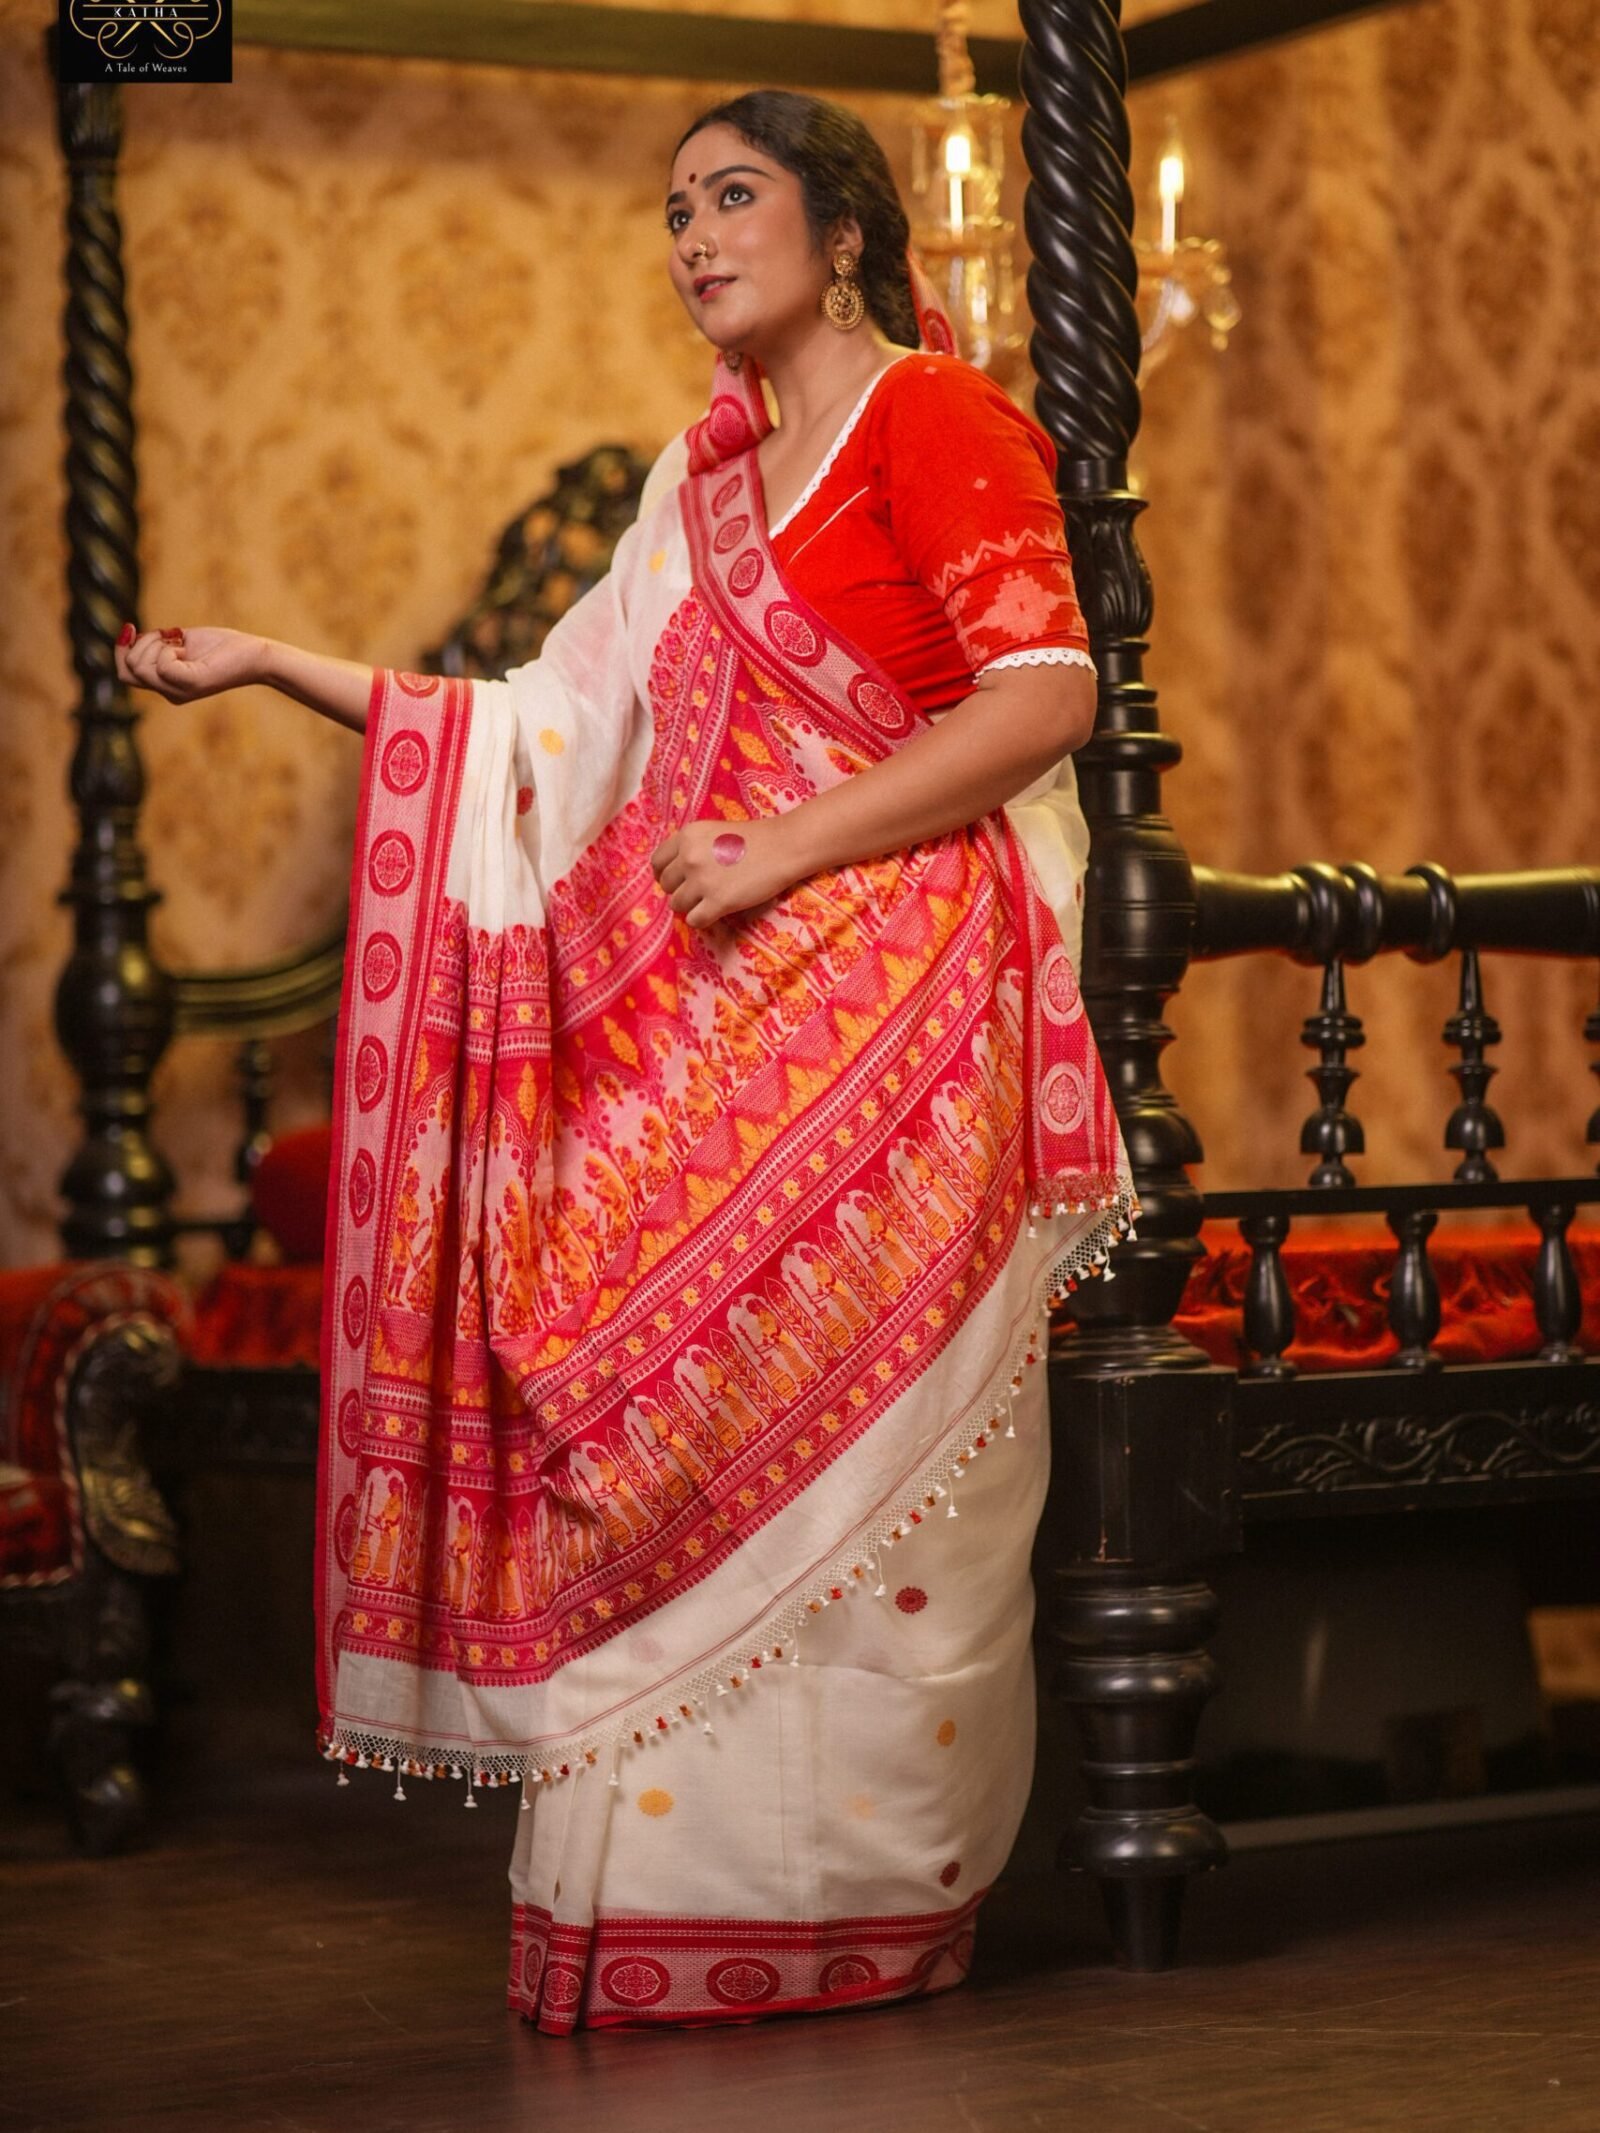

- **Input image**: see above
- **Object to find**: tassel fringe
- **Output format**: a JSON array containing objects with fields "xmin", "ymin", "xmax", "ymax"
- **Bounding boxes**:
[{"xmin": 320, "ymin": 1184, "xmax": 1138, "ymax": 1796}]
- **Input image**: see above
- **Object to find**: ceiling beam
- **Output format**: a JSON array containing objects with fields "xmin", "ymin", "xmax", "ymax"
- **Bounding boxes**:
[
  {"xmin": 233, "ymin": 0, "xmax": 1022, "ymax": 94},
  {"xmin": 1124, "ymin": 0, "xmax": 1415, "ymax": 83},
  {"xmin": 234, "ymin": 0, "xmax": 1416, "ymax": 92}
]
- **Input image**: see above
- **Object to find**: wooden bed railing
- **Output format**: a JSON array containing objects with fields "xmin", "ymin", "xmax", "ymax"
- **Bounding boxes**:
[
  {"xmin": 1192, "ymin": 863, "xmax": 1600, "ymax": 1361},
  {"xmin": 1014, "ymin": 0, "xmax": 1597, "ymax": 1973}
]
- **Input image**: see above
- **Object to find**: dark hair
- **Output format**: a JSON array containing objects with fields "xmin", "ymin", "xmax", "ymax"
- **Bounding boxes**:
[{"xmin": 675, "ymin": 90, "xmax": 919, "ymax": 347}]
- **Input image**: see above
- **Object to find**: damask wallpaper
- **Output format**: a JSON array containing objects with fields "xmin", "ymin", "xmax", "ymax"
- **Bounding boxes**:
[
  {"xmin": 0, "ymin": 0, "xmax": 1594, "ymax": 1265},
  {"xmin": 1130, "ymin": 0, "xmax": 1599, "ymax": 1187}
]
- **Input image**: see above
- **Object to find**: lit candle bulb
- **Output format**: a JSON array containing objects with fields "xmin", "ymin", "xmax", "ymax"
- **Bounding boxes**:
[
  {"xmin": 944, "ymin": 126, "xmax": 972, "ymax": 233},
  {"xmin": 1158, "ymin": 134, "xmax": 1185, "ymax": 254}
]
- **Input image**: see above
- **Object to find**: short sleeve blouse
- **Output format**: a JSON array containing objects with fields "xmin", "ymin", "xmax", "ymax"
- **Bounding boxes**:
[{"xmin": 770, "ymin": 353, "xmax": 1093, "ymax": 715}]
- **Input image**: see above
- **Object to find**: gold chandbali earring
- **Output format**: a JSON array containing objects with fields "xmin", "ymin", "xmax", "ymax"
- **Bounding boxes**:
[{"xmin": 822, "ymin": 251, "xmax": 865, "ymax": 331}]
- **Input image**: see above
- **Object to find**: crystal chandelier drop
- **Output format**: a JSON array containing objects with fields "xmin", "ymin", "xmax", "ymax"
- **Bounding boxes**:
[
  {"xmin": 1133, "ymin": 116, "xmax": 1242, "ymax": 378},
  {"xmin": 907, "ymin": 1, "xmax": 1026, "ymax": 385}
]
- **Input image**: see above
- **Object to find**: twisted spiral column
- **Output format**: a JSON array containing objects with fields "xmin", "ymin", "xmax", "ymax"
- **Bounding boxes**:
[
  {"xmin": 1021, "ymin": 0, "xmax": 1142, "ymax": 467},
  {"xmin": 1021, "ymin": 0, "xmax": 1205, "ymax": 1366},
  {"xmin": 47, "ymin": 36, "xmax": 176, "ymax": 1264},
  {"xmin": 1020, "ymin": 0, "xmax": 1230, "ymax": 1972}
]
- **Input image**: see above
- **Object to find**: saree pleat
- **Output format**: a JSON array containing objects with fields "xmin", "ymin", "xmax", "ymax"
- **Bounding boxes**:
[{"xmin": 507, "ymin": 1362, "xmax": 1049, "ymax": 2032}]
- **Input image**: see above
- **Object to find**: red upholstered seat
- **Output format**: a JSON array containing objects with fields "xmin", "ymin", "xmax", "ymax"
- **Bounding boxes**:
[
  {"xmin": 1180, "ymin": 1221, "xmax": 1600, "ymax": 1372},
  {"xmin": 186, "ymin": 1125, "xmax": 332, "ymax": 1368},
  {"xmin": 0, "ymin": 1463, "xmax": 73, "ymax": 1586},
  {"xmin": 0, "ymin": 1264, "xmax": 188, "ymax": 1586},
  {"xmin": 188, "ymin": 1260, "xmax": 325, "ymax": 1370},
  {"xmin": 226, "ymin": 1125, "xmax": 1599, "ymax": 1377}
]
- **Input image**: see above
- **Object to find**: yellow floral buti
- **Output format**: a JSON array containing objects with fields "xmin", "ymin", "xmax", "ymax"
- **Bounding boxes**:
[
  {"xmin": 539, "ymin": 728, "xmax": 566, "ymax": 755},
  {"xmin": 936, "ymin": 1718, "xmax": 957, "ymax": 1747},
  {"xmin": 636, "ymin": 1787, "xmax": 675, "ymax": 1817}
]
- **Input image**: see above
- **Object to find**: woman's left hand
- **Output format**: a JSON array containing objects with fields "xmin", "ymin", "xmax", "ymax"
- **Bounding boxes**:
[{"xmin": 650, "ymin": 816, "xmax": 805, "ymax": 928}]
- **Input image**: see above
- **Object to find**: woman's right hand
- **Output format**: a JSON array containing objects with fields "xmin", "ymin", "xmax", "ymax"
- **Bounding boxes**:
[{"xmin": 115, "ymin": 624, "xmax": 270, "ymax": 704}]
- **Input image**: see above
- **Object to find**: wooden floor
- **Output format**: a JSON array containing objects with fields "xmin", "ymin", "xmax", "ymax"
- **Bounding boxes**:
[{"xmin": 4, "ymin": 1759, "xmax": 1599, "ymax": 2133}]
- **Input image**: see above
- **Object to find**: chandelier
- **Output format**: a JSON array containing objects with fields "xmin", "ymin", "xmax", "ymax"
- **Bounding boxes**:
[
  {"xmin": 1133, "ymin": 117, "xmax": 1241, "ymax": 376},
  {"xmin": 906, "ymin": 2, "xmax": 1026, "ymax": 385}
]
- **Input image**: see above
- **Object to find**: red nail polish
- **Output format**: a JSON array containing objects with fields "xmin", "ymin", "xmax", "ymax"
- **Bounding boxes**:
[
  {"xmin": 160, "ymin": 627, "xmax": 184, "ymax": 643},
  {"xmin": 117, "ymin": 623, "xmax": 135, "ymax": 647}
]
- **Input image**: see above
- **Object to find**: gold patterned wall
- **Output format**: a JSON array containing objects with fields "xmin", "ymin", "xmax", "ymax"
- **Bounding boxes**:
[
  {"xmin": 1127, "ymin": 0, "xmax": 1599, "ymax": 1187},
  {"xmin": 0, "ymin": 0, "xmax": 1595, "ymax": 1264}
]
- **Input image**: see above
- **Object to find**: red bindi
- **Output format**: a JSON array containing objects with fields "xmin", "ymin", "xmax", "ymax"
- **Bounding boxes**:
[{"xmin": 687, "ymin": 172, "xmax": 697, "ymax": 184}]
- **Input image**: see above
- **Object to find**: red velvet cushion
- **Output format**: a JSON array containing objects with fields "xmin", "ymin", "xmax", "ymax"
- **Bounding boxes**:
[
  {"xmin": 0, "ymin": 1263, "xmax": 188, "ymax": 1586},
  {"xmin": 0, "ymin": 1463, "xmax": 73, "ymax": 1586},
  {"xmin": 1177, "ymin": 1218, "xmax": 1600, "ymax": 1373},
  {"xmin": 189, "ymin": 1262, "xmax": 324, "ymax": 1370},
  {"xmin": 251, "ymin": 1125, "xmax": 333, "ymax": 1264},
  {"xmin": 0, "ymin": 1266, "xmax": 77, "ymax": 1481}
]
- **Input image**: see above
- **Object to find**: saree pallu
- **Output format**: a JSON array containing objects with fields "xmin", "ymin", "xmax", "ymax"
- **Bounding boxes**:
[{"xmin": 317, "ymin": 360, "xmax": 1135, "ymax": 2029}]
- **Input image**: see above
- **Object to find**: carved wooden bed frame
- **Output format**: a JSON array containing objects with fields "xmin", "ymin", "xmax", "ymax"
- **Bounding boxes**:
[{"xmin": 42, "ymin": 1, "xmax": 1600, "ymax": 1959}]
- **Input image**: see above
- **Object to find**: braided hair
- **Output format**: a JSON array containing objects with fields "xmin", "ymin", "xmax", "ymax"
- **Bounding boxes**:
[{"xmin": 675, "ymin": 90, "xmax": 920, "ymax": 348}]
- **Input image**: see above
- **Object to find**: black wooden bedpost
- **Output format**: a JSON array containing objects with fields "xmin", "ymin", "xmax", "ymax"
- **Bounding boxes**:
[
  {"xmin": 1018, "ymin": 0, "xmax": 1236, "ymax": 1969},
  {"xmin": 47, "ymin": 37, "xmax": 176, "ymax": 1266}
]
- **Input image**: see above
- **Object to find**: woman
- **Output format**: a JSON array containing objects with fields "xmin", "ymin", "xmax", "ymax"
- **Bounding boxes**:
[{"xmin": 118, "ymin": 91, "xmax": 1134, "ymax": 2034}]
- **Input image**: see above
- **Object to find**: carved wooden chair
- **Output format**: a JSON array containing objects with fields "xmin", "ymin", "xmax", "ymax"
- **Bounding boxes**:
[{"xmin": 0, "ymin": 1265, "xmax": 185, "ymax": 1850}]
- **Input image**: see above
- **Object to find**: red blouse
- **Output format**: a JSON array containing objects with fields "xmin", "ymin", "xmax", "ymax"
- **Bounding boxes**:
[{"xmin": 770, "ymin": 353, "xmax": 1092, "ymax": 715}]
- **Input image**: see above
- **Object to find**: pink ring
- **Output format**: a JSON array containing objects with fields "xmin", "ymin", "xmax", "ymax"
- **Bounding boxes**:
[{"xmin": 711, "ymin": 832, "xmax": 746, "ymax": 868}]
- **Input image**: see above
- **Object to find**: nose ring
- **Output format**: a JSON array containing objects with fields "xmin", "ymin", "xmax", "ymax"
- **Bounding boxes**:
[{"xmin": 691, "ymin": 241, "xmax": 711, "ymax": 262}]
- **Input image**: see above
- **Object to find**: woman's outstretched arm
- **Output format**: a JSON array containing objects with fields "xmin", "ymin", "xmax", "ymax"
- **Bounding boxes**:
[{"xmin": 116, "ymin": 625, "xmax": 376, "ymax": 734}]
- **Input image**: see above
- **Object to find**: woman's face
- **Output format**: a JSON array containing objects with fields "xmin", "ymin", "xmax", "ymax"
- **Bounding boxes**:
[{"xmin": 665, "ymin": 122, "xmax": 850, "ymax": 359}]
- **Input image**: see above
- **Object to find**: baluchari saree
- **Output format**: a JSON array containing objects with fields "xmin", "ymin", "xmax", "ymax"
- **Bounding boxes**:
[{"xmin": 316, "ymin": 343, "xmax": 1136, "ymax": 2032}]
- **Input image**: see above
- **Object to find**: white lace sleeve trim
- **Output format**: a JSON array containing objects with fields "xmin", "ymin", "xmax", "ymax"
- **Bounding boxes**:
[
  {"xmin": 767, "ymin": 354, "xmax": 914, "ymax": 538},
  {"xmin": 977, "ymin": 646, "xmax": 1098, "ymax": 678}
]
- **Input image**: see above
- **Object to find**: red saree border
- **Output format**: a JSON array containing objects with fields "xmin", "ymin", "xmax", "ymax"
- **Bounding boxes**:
[
  {"xmin": 316, "ymin": 668, "xmax": 475, "ymax": 1719},
  {"xmin": 508, "ymin": 1888, "xmax": 984, "ymax": 2035}
]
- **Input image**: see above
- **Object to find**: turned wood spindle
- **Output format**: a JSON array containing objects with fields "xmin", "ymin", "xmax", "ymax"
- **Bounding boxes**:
[
  {"xmin": 1533, "ymin": 1199, "xmax": 1582, "ymax": 1365},
  {"xmin": 1443, "ymin": 948, "xmax": 1504, "ymax": 1184},
  {"xmin": 1239, "ymin": 1210, "xmax": 1297, "ymax": 1379},
  {"xmin": 1299, "ymin": 958, "xmax": 1364, "ymax": 1189},
  {"xmin": 234, "ymin": 1037, "xmax": 275, "ymax": 1187},
  {"xmin": 1387, "ymin": 1206, "xmax": 1442, "ymax": 1370},
  {"xmin": 1052, "ymin": 1572, "xmax": 1224, "ymax": 1970},
  {"xmin": 1585, "ymin": 971, "xmax": 1600, "ymax": 1175},
  {"xmin": 222, "ymin": 1038, "xmax": 276, "ymax": 1260}
]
